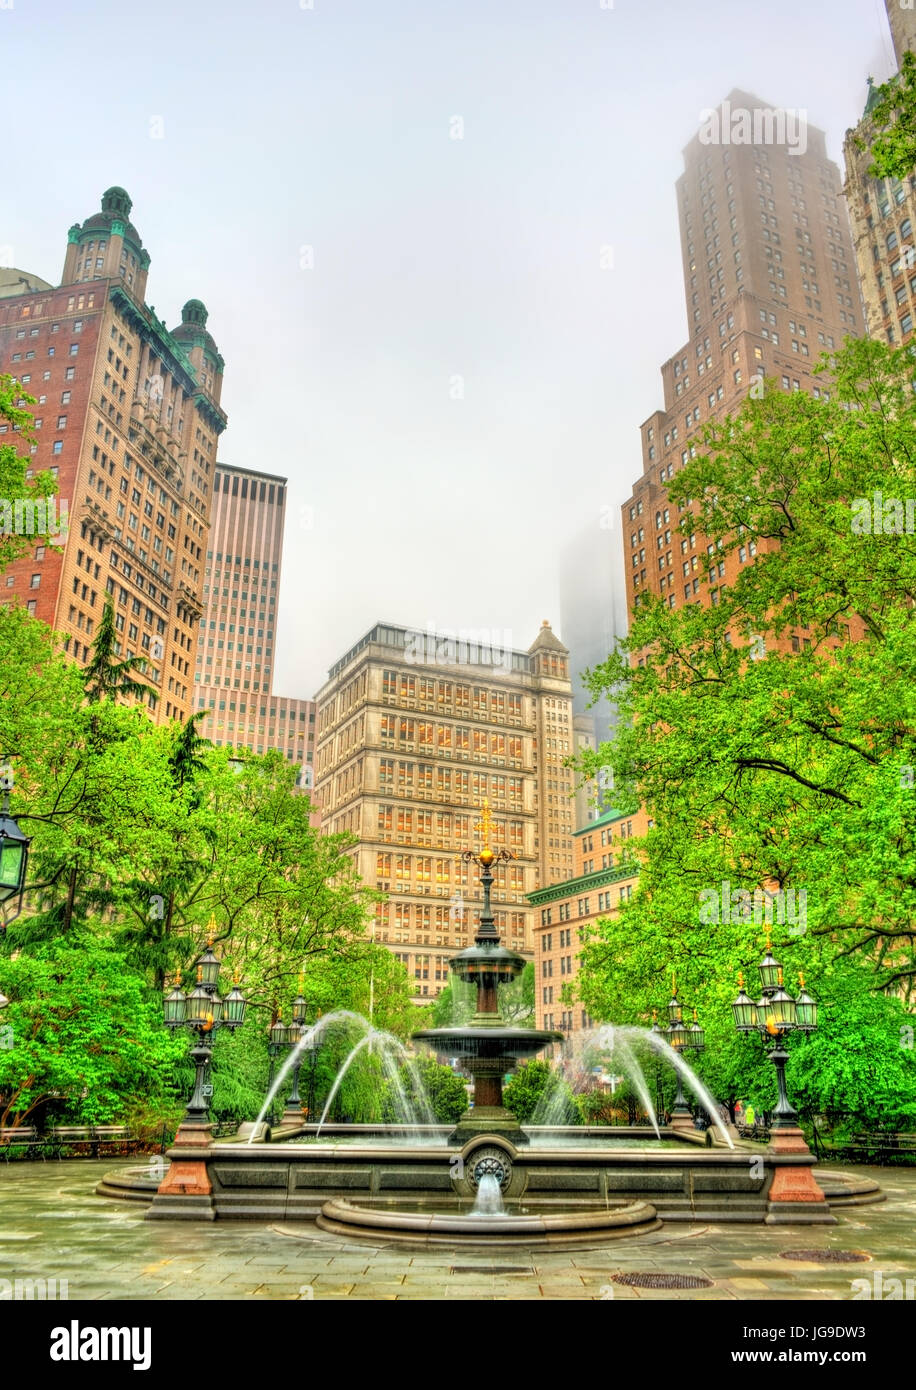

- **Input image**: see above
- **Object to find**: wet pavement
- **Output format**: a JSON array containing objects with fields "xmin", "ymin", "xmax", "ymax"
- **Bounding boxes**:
[{"xmin": 1, "ymin": 1159, "xmax": 914, "ymax": 1300}]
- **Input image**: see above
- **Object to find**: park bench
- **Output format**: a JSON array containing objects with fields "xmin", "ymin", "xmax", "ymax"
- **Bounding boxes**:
[
  {"xmin": 838, "ymin": 1132, "xmax": 916, "ymax": 1163},
  {"xmin": 737, "ymin": 1121, "xmax": 771, "ymax": 1142},
  {"xmin": 0, "ymin": 1126, "xmax": 47, "ymax": 1161},
  {"xmin": 50, "ymin": 1124, "xmax": 137, "ymax": 1158}
]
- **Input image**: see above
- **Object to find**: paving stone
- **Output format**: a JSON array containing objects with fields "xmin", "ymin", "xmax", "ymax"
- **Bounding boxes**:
[{"xmin": 1, "ymin": 1157, "xmax": 914, "ymax": 1301}]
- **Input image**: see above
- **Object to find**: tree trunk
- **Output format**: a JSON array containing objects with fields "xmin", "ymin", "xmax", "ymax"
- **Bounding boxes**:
[{"xmin": 63, "ymin": 864, "xmax": 77, "ymax": 932}]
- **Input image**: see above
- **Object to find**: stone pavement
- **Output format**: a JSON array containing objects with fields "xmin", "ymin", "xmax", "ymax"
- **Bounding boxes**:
[{"xmin": 0, "ymin": 1159, "xmax": 914, "ymax": 1300}]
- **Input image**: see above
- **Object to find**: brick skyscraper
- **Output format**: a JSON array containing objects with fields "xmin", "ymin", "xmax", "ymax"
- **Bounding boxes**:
[
  {"xmin": 0, "ymin": 187, "xmax": 226, "ymax": 722},
  {"xmin": 195, "ymin": 463, "xmax": 315, "ymax": 780},
  {"xmin": 623, "ymin": 93, "xmax": 861, "ymax": 616}
]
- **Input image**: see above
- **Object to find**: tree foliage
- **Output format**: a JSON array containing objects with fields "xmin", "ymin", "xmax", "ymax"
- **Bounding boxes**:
[
  {"xmin": 572, "ymin": 338, "xmax": 916, "ymax": 1123},
  {"xmin": 861, "ymin": 50, "xmax": 916, "ymax": 182}
]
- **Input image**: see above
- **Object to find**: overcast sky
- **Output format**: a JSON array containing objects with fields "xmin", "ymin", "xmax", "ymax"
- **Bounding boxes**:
[{"xmin": 3, "ymin": 0, "xmax": 897, "ymax": 696}]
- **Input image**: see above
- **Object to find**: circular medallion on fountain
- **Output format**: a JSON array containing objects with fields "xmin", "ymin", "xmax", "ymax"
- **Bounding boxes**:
[{"xmin": 468, "ymin": 1146, "xmax": 513, "ymax": 1191}]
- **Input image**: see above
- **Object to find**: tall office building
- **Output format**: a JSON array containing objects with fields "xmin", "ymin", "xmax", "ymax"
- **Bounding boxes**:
[
  {"xmin": 559, "ymin": 521, "xmax": 629, "ymax": 825},
  {"xmin": 844, "ymin": 2, "xmax": 916, "ymax": 346},
  {"xmin": 622, "ymin": 93, "xmax": 860, "ymax": 616},
  {"xmin": 0, "ymin": 187, "xmax": 226, "ymax": 722},
  {"xmin": 313, "ymin": 621, "xmax": 576, "ymax": 1000},
  {"xmin": 194, "ymin": 462, "xmax": 316, "ymax": 778}
]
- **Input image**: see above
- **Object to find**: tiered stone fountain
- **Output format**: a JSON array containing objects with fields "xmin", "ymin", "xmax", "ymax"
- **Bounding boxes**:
[{"xmin": 414, "ymin": 807, "xmax": 563, "ymax": 1145}]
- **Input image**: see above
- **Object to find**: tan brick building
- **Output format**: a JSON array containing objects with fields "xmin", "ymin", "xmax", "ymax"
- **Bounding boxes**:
[
  {"xmin": 623, "ymin": 92, "xmax": 861, "ymax": 619},
  {"xmin": 313, "ymin": 620, "xmax": 576, "ymax": 1000},
  {"xmin": 0, "ymin": 187, "xmax": 226, "ymax": 722},
  {"xmin": 530, "ymin": 806, "xmax": 648, "ymax": 1035},
  {"xmin": 194, "ymin": 463, "xmax": 316, "ymax": 780},
  {"xmin": 844, "ymin": 1, "xmax": 916, "ymax": 346}
]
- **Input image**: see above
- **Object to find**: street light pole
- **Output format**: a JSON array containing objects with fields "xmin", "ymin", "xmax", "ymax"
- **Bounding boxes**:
[{"xmin": 731, "ymin": 935, "xmax": 829, "ymax": 1220}]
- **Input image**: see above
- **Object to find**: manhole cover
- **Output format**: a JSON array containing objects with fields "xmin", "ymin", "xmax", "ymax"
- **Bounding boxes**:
[
  {"xmin": 450, "ymin": 1266, "xmax": 533, "ymax": 1275},
  {"xmin": 611, "ymin": 1272, "xmax": 713, "ymax": 1290},
  {"xmin": 780, "ymin": 1250, "xmax": 870, "ymax": 1264}
]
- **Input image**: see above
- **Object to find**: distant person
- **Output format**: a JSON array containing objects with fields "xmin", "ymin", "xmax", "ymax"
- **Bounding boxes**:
[{"xmin": 745, "ymin": 1104, "xmax": 756, "ymax": 1127}]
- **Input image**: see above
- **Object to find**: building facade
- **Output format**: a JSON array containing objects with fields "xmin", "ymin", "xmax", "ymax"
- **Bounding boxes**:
[
  {"xmin": 844, "ymin": 2, "xmax": 916, "ymax": 346},
  {"xmin": 194, "ymin": 462, "xmax": 315, "ymax": 779},
  {"xmin": 0, "ymin": 187, "xmax": 226, "ymax": 722},
  {"xmin": 313, "ymin": 620, "xmax": 576, "ymax": 1000},
  {"xmin": 529, "ymin": 807, "xmax": 648, "ymax": 1035},
  {"xmin": 622, "ymin": 92, "xmax": 861, "ymax": 617}
]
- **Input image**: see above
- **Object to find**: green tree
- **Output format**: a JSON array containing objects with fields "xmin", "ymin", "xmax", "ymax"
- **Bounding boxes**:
[
  {"xmin": 0, "ymin": 374, "xmax": 58, "ymax": 571},
  {"xmin": 0, "ymin": 937, "xmax": 185, "ymax": 1128},
  {"xmin": 503, "ymin": 1058, "xmax": 579, "ymax": 1124},
  {"xmin": 860, "ymin": 50, "xmax": 916, "ymax": 181},
  {"xmin": 400, "ymin": 1054, "xmax": 467, "ymax": 1124},
  {"xmin": 83, "ymin": 598, "xmax": 151, "ymax": 706},
  {"xmin": 571, "ymin": 337, "xmax": 916, "ymax": 1124}
]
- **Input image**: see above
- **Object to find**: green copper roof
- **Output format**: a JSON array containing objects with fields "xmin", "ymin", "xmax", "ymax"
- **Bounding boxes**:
[
  {"xmin": 864, "ymin": 76, "xmax": 882, "ymax": 117},
  {"xmin": 527, "ymin": 858, "xmax": 639, "ymax": 906},
  {"xmin": 573, "ymin": 805, "xmax": 636, "ymax": 836}
]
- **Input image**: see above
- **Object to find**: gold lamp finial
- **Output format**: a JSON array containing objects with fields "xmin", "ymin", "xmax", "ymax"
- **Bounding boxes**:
[
  {"xmin": 764, "ymin": 924, "xmax": 773, "ymax": 952},
  {"xmin": 798, "ymin": 971, "xmax": 805, "ymax": 989},
  {"xmin": 737, "ymin": 970, "xmax": 745, "ymax": 989},
  {"xmin": 475, "ymin": 799, "xmax": 495, "ymax": 864},
  {"xmin": 206, "ymin": 913, "xmax": 218, "ymax": 947}
]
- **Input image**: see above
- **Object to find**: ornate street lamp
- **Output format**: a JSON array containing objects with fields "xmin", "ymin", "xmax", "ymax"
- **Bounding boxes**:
[
  {"xmin": 162, "ymin": 932, "xmax": 247, "ymax": 1126},
  {"xmin": 731, "ymin": 933, "xmax": 817, "ymax": 1131},
  {"xmin": 0, "ymin": 768, "xmax": 31, "ymax": 925},
  {"xmin": 662, "ymin": 978, "xmax": 705, "ymax": 1123},
  {"xmin": 284, "ymin": 980, "xmax": 309, "ymax": 1115}
]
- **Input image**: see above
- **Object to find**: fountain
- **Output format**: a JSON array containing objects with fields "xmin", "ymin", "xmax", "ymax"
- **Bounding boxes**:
[
  {"xmin": 133, "ymin": 806, "xmax": 876, "ymax": 1233},
  {"xmin": 412, "ymin": 804, "xmax": 563, "ymax": 1144}
]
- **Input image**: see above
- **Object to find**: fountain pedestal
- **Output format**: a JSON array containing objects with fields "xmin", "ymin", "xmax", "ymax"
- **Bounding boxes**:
[
  {"xmin": 147, "ymin": 1121, "xmax": 215, "ymax": 1222},
  {"xmin": 764, "ymin": 1126, "xmax": 834, "ymax": 1224}
]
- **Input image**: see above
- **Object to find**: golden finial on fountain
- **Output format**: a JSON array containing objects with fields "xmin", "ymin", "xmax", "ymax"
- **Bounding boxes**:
[
  {"xmin": 457, "ymin": 798, "xmax": 514, "ymax": 870},
  {"xmin": 476, "ymin": 799, "xmax": 495, "ymax": 866}
]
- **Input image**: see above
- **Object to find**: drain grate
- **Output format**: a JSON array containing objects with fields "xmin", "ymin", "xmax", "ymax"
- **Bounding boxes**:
[
  {"xmin": 611, "ymin": 1272, "xmax": 713, "ymax": 1290},
  {"xmin": 450, "ymin": 1266, "xmax": 534, "ymax": 1276},
  {"xmin": 780, "ymin": 1249, "xmax": 870, "ymax": 1264}
]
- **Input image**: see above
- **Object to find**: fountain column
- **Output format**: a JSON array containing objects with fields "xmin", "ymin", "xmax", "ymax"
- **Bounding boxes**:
[{"xmin": 413, "ymin": 801, "xmax": 562, "ymax": 1145}]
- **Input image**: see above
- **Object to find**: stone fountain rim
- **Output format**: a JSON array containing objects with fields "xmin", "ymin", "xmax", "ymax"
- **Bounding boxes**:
[{"xmin": 316, "ymin": 1195, "xmax": 663, "ymax": 1240}]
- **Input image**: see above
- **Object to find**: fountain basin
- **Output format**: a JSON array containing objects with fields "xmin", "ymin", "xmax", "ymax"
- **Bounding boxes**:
[
  {"xmin": 142, "ymin": 1126, "xmax": 848, "ymax": 1225},
  {"xmin": 315, "ymin": 1195, "xmax": 662, "ymax": 1247}
]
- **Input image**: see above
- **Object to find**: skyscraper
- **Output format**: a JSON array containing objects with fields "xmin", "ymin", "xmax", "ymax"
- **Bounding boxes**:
[
  {"xmin": 194, "ymin": 463, "xmax": 316, "ymax": 779},
  {"xmin": 313, "ymin": 620, "xmax": 576, "ymax": 1000},
  {"xmin": 622, "ymin": 93, "xmax": 861, "ymax": 616},
  {"xmin": 844, "ymin": 2, "xmax": 916, "ymax": 346},
  {"xmin": 0, "ymin": 188, "xmax": 226, "ymax": 722},
  {"xmin": 559, "ymin": 520, "xmax": 629, "ymax": 825}
]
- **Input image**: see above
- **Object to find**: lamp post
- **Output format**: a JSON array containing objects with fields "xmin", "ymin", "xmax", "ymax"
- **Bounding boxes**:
[
  {"xmin": 281, "ymin": 984, "xmax": 309, "ymax": 1126},
  {"xmin": 650, "ymin": 1010, "xmax": 666, "ymax": 1126},
  {"xmin": 662, "ymin": 977, "xmax": 705, "ymax": 1129},
  {"xmin": 163, "ymin": 927, "xmax": 247, "ymax": 1126},
  {"xmin": 0, "ymin": 767, "xmax": 31, "ymax": 928},
  {"xmin": 730, "ymin": 931, "xmax": 827, "ymax": 1218},
  {"xmin": 149, "ymin": 923, "xmax": 246, "ymax": 1220},
  {"xmin": 731, "ymin": 933, "xmax": 817, "ymax": 1132},
  {"xmin": 305, "ymin": 1009, "xmax": 321, "ymax": 1127}
]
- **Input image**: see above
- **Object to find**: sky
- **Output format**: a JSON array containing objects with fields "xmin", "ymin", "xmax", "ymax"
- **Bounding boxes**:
[{"xmin": 1, "ymin": 0, "xmax": 898, "ymax": 697}]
